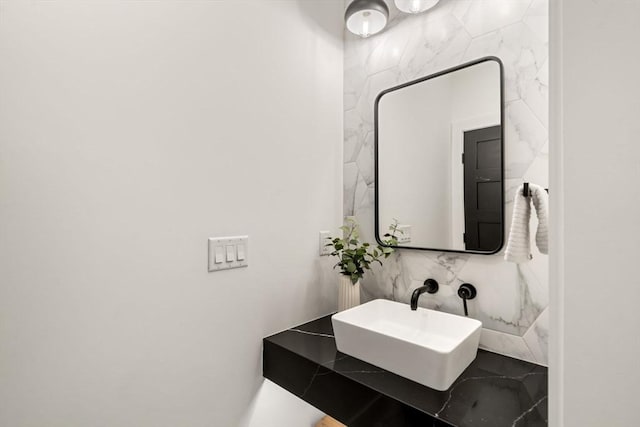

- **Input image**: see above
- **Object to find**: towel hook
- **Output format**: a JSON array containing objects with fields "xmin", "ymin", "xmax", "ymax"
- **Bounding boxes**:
[{"xmin": 522, "ymin": 182, "xmax": 549, "ymax": 197}]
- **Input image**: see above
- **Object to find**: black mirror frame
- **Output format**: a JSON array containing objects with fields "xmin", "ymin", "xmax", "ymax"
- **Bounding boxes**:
[{"xmin": 374, "ymin": 56, "xmax": 505, "ymax": 255}]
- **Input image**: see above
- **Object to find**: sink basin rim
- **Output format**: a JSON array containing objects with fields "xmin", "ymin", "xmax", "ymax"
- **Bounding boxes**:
[{"xmin": 331, "ymin": 299, "xmax": 482, "ymax": 355}]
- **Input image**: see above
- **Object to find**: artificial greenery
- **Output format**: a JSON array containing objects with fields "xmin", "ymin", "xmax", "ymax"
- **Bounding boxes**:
[{"xmin": 326, "ymin": 218, "xmax": 401, "ymax": 285}]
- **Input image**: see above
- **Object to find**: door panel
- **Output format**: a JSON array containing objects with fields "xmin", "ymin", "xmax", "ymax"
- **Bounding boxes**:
[{"xmin": 463, "ymin": 126, "xmax": 502, "ymax": 251}]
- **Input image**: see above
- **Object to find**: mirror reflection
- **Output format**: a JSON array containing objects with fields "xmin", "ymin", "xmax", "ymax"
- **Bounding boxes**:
[{"xmin": 375, "ymin": 57, "xmax": 504, "ymax": 253}]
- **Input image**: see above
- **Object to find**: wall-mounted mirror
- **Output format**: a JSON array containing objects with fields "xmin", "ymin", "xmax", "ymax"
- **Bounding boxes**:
[{"xmin": 375, "ymin": 57, "xmax": 504, "ymax": 254}]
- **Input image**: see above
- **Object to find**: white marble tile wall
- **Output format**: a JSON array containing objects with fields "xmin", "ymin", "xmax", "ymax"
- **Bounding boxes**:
[{"xmin": 344, "ymin": 0, "xmax": 549, "ymax": 365}]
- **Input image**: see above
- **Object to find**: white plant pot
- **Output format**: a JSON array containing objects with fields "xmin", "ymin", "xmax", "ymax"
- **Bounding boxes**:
[{"xmin": 338, "ymin": 275, "xmax": 360, "ymax": 312}]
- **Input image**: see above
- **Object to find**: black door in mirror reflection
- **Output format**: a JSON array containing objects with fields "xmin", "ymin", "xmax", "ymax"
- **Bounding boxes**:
[{"xmin": 463, "ymin": 125, "xmax": 502, "ymax": 252}]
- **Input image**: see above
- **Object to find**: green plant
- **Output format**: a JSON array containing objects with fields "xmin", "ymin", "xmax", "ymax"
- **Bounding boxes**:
[{"xmin": 326, "ymin": 218, "xmax": 402, "ymax": 285}]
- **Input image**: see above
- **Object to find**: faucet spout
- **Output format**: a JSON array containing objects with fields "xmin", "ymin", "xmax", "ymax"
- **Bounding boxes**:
[{"xmin": 410, "ymin": 279, "xmax": 439, "ymax": 310}]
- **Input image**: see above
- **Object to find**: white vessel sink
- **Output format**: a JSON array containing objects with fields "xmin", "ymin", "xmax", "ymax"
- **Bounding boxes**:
[{"xmin": 331, "ymin": 299, "xmax": 482, "ymax": 391}]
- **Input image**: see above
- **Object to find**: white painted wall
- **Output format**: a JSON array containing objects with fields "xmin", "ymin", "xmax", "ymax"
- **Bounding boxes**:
[
  {"xmin": 550, "ymin": 0, "xmax": 640, "ymax": 425},
  {"xmin": 0, "ymin": 1, "xmax": 342, "ymax": 426},
  {"xmin": 378, "ymin": 76, "xmax": 453, "ymax": 247},
  {"xmin": 240, "ymin": 379, "xmax": 324, "ymax": 427},
  {"xmin": 450, "ymin": 62, "xmax": 501, "ymax": 125}
]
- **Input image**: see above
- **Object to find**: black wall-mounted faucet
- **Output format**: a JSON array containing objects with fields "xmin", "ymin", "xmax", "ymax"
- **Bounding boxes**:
[{"xmin": 410, "ymin": 279, "xmax": 439, "ymax": 310}]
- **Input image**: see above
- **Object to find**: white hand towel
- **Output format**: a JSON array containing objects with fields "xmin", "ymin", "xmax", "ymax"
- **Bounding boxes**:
[
  {"xmin": 504, "ymin": 184, "xmax": 532, "ymax": 263},
  {"xmin": 530, "ymin": 184, "xmax": 549, "ymax": 254}
]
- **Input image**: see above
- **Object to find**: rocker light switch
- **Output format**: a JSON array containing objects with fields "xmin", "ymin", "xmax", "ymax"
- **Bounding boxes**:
[
  {"xmin": 214, "ymin": 247, "xmax": 224, "ymax": 264},
  {"xmin": 237, "ymin": 244, "xmax": 246, "ymax": 261},
  {"xmin": 225, "ymin": 246, "xmax": 235, "ymax": 262}
]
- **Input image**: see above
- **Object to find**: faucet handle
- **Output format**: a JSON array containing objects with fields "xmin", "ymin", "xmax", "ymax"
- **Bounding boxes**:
[
  {"xmin": 423, "ymin": 279, "xmax": 439, "ymax": 294},
  {"xmin": 457, "ymin": 283, "xmax": 477, "ymax": 300},
  {"xmin": 457, "ymin": 283, "xmax": 477, "ymax": 316}
]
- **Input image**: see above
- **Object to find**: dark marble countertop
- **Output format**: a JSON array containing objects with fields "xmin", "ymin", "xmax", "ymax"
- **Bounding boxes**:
[{"xmin": 263, "ymin": 315, "xmax": 547, "ymax": 427}]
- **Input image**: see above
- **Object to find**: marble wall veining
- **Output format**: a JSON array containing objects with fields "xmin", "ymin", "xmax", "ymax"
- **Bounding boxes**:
[{"xmin": 344, "ymin": 0, "xmax": 549, "ymax": 365}]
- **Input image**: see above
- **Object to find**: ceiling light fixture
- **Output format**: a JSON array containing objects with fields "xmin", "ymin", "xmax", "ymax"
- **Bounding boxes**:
[
  {"xmin": 394, "ymin": 0, "xmax": 440, "ymax": 14},
  {"xmin": 345, "ymin": 0, "xmax": 390, "ymax": 38}
]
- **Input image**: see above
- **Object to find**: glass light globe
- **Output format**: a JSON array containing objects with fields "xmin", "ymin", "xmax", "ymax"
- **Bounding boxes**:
[
  {"xmin": 394, "ymin": 0, "xmax": 440, "ymax": 14},
  {"xmin": 345, "ymin": 0, "xmax": 389, "ymax": 38}
]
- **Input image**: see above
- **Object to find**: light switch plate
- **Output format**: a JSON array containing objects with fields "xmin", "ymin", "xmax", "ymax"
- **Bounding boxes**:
[
  {"xmin": 319, "ymin": 231, "xmax": 332, "ymax": 256},
  {"xmin": 396, "ymin": 225, "xmax": 412, "ymax": 244},
  {"xmin": 208, "ymin": 236, "xmax": 248, "ymax": 272}
]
